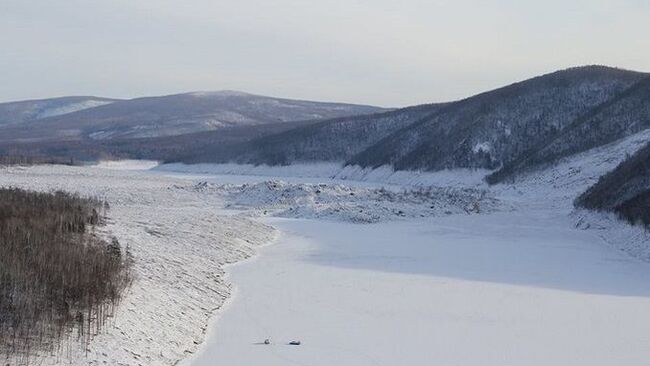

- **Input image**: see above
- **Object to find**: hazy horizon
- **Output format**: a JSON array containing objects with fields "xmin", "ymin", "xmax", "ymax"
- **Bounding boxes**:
[{"xmin": 2, "ymin": 0, "xmax": 649, "ymax": 107}]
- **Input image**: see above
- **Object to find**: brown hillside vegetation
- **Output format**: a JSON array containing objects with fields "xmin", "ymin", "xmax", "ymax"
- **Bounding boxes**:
[{"xmin": 0, "ymin": 188, "xmax": 133, "ymax": 363}]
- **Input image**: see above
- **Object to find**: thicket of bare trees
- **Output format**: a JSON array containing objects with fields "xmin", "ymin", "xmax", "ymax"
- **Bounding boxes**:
[{"xmin": 0, "ymin": 188, "xmax": 133, "ymax": 363}]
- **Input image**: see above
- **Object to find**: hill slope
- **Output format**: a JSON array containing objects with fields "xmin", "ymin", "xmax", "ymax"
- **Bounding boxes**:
[
  {"xmin": 488, "ymin": 76, "xmax": 650, "ymax": 183},
  {"xmin": 0, "ymin": 96, "xmax": 118, "ymax": 126},
  {"xmin": 348, "ymin": 66, "xmax": 646, "ymax": 172},
  {"xmin": 576, "ymin": 141, "xmax": 650, "ymax": 227},
  {"xmin": 178, "ymin": 103, "xmax": 445, "ymax": 164},
  {"xmin": 0, "ymin": 91, "xmax": 385, "ymax": 142}
]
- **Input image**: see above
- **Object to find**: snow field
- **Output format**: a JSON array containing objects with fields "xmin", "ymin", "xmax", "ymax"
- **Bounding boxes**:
[{"xmin": 184, "ymin": 214, "xmax": 650, "ymax": 366}]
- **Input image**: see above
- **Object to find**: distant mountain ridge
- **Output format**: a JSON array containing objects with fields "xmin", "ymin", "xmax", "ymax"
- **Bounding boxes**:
[
  {"xmin": 0, "ymin": 91, "xmax": 387, "ymax": 142},
  {"xmin": 0, "ymin": 96, "xmax": 119, "ymax": 127}
]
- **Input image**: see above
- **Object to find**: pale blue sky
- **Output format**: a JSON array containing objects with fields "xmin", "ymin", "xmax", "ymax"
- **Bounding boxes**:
[{"xmin": 1, "ymin": 0, "xmax": 648, "ymax": 106}]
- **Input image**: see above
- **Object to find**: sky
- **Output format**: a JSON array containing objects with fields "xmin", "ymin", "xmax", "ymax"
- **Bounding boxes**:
[{"xmin": 1, "ymin": 0, "xmax": 649, "ymax": 107}]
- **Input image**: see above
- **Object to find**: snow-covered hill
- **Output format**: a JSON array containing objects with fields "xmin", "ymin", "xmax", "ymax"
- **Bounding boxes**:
[
  {"xmin": 201, "ymin": 103, "xmax": 445, "ymax": 165},
  {"xmin": 0, "ymin": 96, "xmax": 117, "ymax": 126},
  {"xmin": 0, "ymin": 91, "xmax": 386, "ymax": 142},
  {"xmin": 351, "ymin": 66, "xmax": 646, "ymax": 172},
  {"xmin": 489, "ymin": 75, "xmax": 650, "ymax": 183}
]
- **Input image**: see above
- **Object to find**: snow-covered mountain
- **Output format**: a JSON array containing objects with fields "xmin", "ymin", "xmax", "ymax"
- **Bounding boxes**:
[
  {"xmin": 0, "ymin": 91, "xmax": 386, "ymax": 142},
  {"xmin": 0, "ymin": 96, "xmax": 118, "ymax": 127}
]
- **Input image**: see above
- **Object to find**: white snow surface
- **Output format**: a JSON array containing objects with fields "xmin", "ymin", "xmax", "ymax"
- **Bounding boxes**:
[
  {"xmin": 573, "ymin": 209, "xmax": 650, "ymax": 261},
  {"xmin": 35, "ymin": 99, "xmax": 114, "ymax": 119},
  {"xmin": 95, "ymin": 159, "xmax": 160, "ymax": 170},
  {"xmin": 184, "ymin": 214, "xmax": 650, "ymax": 366},
  {"xmin": 155, "ymin": 162, "xmax": 345, "ymax": 180},
  {"xmin": 494, "ymin": 128, "xmax": 650, "ymax": 207},
  {"xmin": 155, "ymin": 162, "xmax": 490, "ymax": 188}
]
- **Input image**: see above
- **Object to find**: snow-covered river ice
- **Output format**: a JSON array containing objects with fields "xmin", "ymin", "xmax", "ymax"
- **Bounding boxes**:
[{"xmin": 184, "ymin": 211, "xmax": 650, "ymax": 366}]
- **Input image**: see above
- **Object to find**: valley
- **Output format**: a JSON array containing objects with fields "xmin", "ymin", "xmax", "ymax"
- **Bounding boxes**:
[
  {"xmin": 4, "ymin": 1, "xmax": 650, "ymax": 364},
  {"xmin": 1, "ymin": 66, "xmax": 649, "ymax": 366}
]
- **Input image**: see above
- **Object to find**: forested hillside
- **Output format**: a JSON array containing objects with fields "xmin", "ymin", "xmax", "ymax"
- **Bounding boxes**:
[
  {"xmin": 183, "ymin": 103, "xmax": 445, "ymax": 165},
  {"xmin": 576, "ymin": 141, "xmax": 650, "ymax": 227},
  {"xmin": 348, "ymin": 66, "xmax": 645, "ymax": 171},
  {"xmin": 488, "ymin": 76, "xmax": 650, "ymax": 183},
  {"xmin": 0, "ymin": 119, "xmax": 320, "ymax": 163}
]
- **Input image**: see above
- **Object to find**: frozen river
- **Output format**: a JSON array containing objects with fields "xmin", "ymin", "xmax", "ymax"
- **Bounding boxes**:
[{"xmin": 184, "ymin": 208, "xmax": 650, "ymax": 366}]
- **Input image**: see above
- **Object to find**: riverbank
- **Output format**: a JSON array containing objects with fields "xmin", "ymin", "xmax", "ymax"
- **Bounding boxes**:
[{"xmin": 0, "ymin": 164, "xmax": 276, "ymax": 366}]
